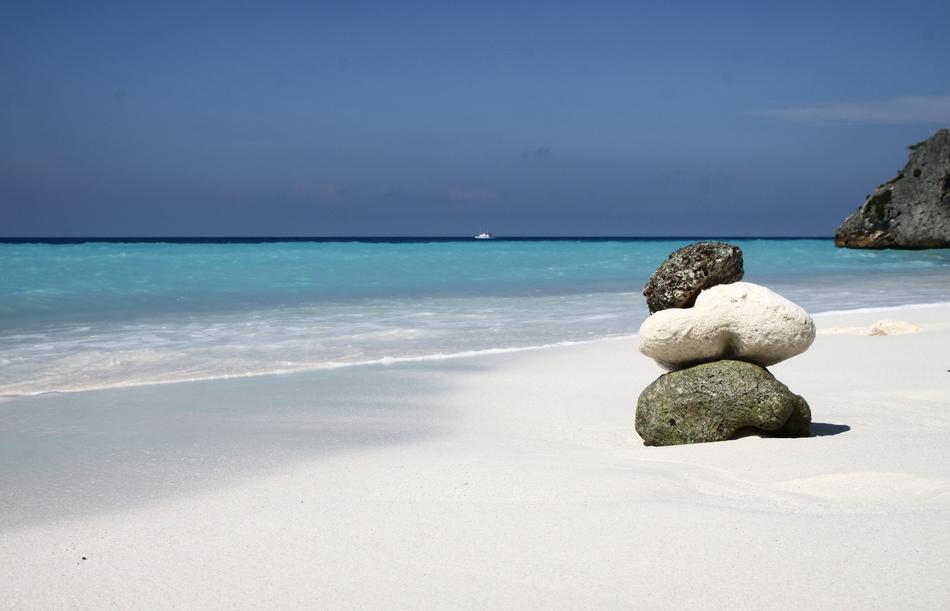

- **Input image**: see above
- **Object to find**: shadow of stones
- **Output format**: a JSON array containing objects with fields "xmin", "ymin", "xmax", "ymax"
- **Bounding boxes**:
[
  {"xmin": 0, "ymin": 362, "xmax": 464, "ymax": 530},
  {"xmin": 810, "ymin": 422, "xmax": 851, "ymax": 437}
]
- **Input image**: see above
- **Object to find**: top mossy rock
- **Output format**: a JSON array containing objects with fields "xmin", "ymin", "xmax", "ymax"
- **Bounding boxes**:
[{"xmin": 642, "ymin": 241, "xmax": 744, "ymax": 313}]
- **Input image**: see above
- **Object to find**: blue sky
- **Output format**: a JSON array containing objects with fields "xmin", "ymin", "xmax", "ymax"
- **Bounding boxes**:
[{"xmin": 3, "ymin": 1, "xmax": 949, "ymax": 236}]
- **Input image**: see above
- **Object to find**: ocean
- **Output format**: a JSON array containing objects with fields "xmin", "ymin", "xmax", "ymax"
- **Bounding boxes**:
[{"xmin": 2, "ymin": 238, "xmax": 949, "ymax": 396}]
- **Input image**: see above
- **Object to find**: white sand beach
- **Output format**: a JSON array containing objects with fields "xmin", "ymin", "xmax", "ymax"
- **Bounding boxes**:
[{"xmin": 2, "ymin": 304, "xmax": 949, "ymax": 608}]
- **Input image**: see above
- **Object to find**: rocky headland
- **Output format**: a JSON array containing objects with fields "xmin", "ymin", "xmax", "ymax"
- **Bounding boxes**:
[{"xmin": 835, "ymin": 128, "xmax": 950, "ymax": 249}]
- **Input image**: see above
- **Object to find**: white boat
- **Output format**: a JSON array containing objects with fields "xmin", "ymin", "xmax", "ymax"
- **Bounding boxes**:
[{"xmin": 474, "ymin": 232, "xmax": 494, "ymax": 240}]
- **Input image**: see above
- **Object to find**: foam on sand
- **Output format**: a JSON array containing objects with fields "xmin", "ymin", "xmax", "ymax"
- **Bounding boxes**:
[{"xmin": 867, "ymin": 319, "xmax": 922, "ymax": 335}]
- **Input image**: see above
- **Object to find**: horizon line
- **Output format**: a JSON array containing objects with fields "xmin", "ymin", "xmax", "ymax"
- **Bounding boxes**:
[{"xmin": 0, "ymin": 235, "xmax": 834, "ymax": 244}]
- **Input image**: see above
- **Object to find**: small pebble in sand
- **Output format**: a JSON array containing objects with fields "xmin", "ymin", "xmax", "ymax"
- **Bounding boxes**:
[{"xmin": 867, "ymin": 320, "xmax": 922, "ymax": 336}]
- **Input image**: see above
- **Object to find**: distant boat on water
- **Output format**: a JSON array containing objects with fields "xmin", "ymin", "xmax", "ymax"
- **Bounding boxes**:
[{"xmin": 474, "ymin": 232, "xmax": 494, "ymax": 240}]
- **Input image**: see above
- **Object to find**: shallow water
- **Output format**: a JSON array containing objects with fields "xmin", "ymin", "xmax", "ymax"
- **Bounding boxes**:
[{"xmin": 2, "ymin": 238, "xmax": 949, "ymax": 395}]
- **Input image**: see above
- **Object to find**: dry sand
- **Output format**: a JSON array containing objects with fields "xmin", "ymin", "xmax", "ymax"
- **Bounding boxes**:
[{"xmin": 2, "ymin": 304, "xmax": 949, "ymax": 609}]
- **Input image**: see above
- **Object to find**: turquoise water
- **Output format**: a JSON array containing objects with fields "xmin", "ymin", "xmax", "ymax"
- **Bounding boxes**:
[{"xmin": 2, "ymin": 238, "xmax": 949, "ymax": 395}]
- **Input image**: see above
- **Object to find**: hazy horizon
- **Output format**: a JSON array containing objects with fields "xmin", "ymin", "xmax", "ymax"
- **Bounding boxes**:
[{"xmin": 0, "ymin": 234, "xmax": 836, "ymax": 240}]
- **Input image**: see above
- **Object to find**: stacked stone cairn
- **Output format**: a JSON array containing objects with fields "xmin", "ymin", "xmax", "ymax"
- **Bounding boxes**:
[{"xmin": 635, "ymin": 242, "xmax": 816, "ymax": 446}]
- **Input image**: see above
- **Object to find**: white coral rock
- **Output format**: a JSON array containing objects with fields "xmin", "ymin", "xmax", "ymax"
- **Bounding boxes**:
[{"xmin": 638, "ymin": 282, "xmax": 815, "ymax": 370}]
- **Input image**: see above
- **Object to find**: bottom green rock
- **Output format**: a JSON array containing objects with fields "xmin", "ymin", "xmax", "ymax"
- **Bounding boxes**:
[{"xmin": 636, "ymin": 360, "xmax": 811, "ymax": 446}]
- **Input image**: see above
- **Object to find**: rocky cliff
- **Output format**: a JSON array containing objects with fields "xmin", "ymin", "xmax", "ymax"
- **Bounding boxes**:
[{"xmin": 835, "ymin": 129, "xmax": 950, "ymax": 249}]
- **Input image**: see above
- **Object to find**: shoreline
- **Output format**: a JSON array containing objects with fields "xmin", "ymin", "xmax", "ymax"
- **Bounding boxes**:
[
  {"xmin": 3, "ymin": 300, "xmax": 949, "ymax": 400},
  {"xmin": 2, "ymin": 303, "xmax": 950, "ymax": 606}
]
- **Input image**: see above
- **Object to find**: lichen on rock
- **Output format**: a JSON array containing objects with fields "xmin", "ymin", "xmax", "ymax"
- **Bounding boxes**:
[
  {"xmin": 635, "ymin": 360, "xmax": 811, "ymax": 446},
  {"xmin": 642, "ymin": 241, "xmax": 743, "ymax": 313}
]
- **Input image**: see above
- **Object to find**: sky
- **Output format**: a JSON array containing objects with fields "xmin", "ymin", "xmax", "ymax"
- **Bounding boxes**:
[{"xmin": 2, "ymin": 1, "xmax": 950, "ymax": 237}]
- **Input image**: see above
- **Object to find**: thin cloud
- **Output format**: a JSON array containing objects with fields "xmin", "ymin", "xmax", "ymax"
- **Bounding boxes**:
[
  {"xmin": 522, "ymin": 146, "xmax": 552, "ymax": 161},
  {"xmin": 759, "ymin": 95, "xmax": 950, "ymax": 124}
]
